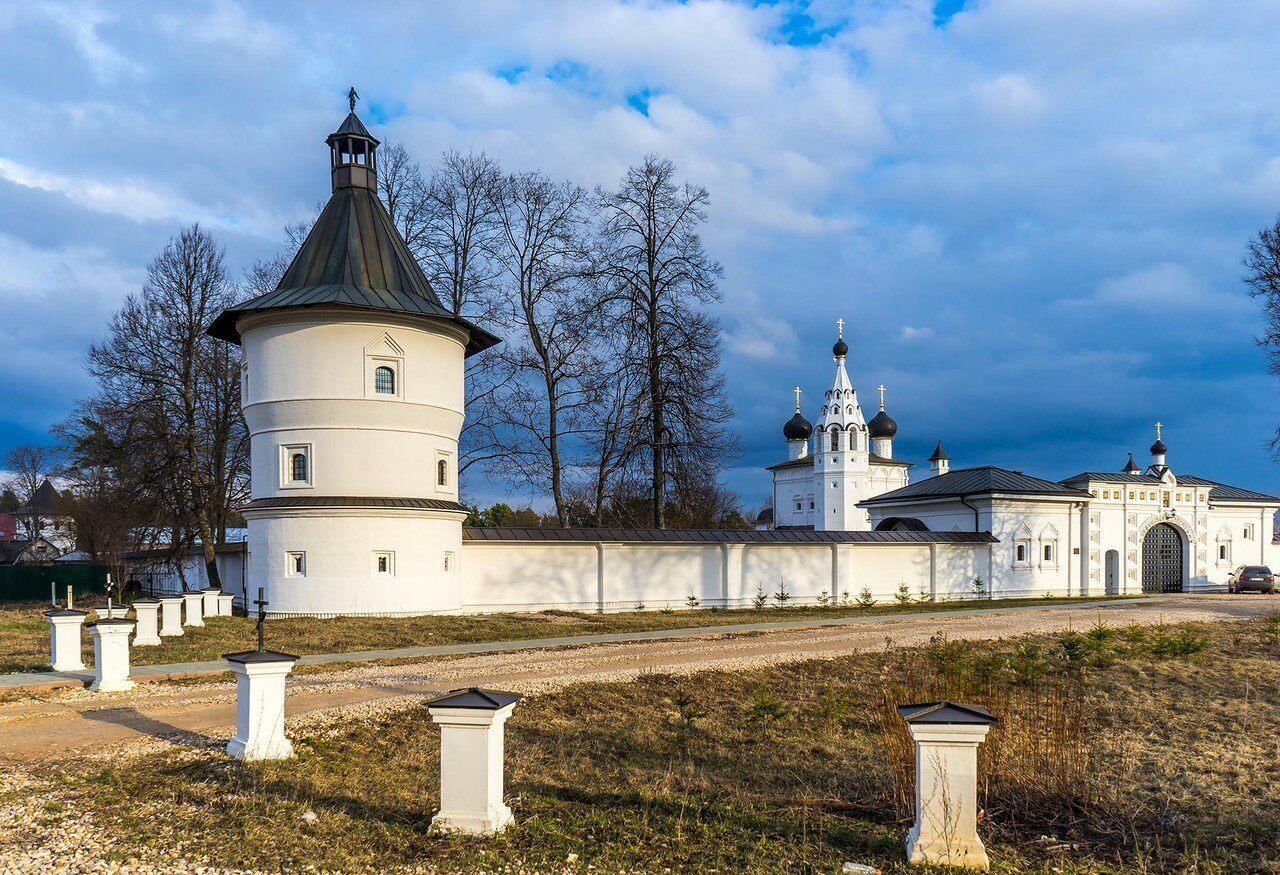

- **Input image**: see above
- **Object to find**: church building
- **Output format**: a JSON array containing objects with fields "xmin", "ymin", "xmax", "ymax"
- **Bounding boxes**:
[{"xmin": 765, "ymin": 335, "xmax": 1280, "ymax": 595}]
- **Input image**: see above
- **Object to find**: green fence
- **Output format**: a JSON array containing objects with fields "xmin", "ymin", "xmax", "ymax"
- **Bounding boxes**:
[{"xmin": 0, "ymin": 565, "xmax": 109, "ymax": 603}]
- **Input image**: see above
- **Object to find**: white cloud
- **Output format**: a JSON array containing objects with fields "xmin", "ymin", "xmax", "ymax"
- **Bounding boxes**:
[{"xmin": 899, "ymin": 325, "xmax": 934, "ymax": 341}]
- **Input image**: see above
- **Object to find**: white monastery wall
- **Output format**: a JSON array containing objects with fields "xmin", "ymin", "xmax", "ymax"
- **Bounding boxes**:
[{"xmin": 461, "ymin": 540, "xmax": 994, "ymax": 613}]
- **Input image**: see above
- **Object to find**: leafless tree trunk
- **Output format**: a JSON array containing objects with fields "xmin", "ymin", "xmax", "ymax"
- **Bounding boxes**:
[
  {"xmin": 1245, "ymin": 217, "xmax": 1280, "ymax": 453},
  {"xmin": 491, "ymin": 171, "xmax": 598, "ymax": 524},
  {"xmin": 596, "ymin": 155, "xmax": 736, "ymax": 527},
  {"xmin": 85, "ymin": 224, "xmax": 248, "ymax": 589}
]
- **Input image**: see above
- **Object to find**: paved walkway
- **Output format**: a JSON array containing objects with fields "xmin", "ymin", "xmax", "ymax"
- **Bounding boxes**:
[
  {"xmin": 8, "ymin": 595, "xmax": 1155, "ymax": 691},
  {"xmin": 1, "ymin": 594, "xmax": 1274, "ymax": 761}
]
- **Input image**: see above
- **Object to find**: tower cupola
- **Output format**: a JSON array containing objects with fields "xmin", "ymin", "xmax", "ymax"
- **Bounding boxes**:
[
  {"xmin": 1122, "ymin": 453, "xmax": 1140, "ymax": 475},
  {"xmin": 783, "ymin": 386, "xmax": 813, "ymax": 460},
  {"xmin": 1149, "ymin": 421, "xmax": 1168, "ymax": 468},
  {"xmin": 868, "ymin": 384, "xmax": 898, "ymax": 459},
  {"xmin": 832, "ymin": 317, "xmax": 849, "ymax": 359},
  {"xmin": 928, "ymin": 441, "xmax": 950, "ymax": 477},
  {"xmin": 327, "ymin": 87, "xmax": 380, "ymax": 192}
]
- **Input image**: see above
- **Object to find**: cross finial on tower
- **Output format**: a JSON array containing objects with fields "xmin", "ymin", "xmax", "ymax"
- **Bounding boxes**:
[
  {"xmin": 877, "ymin": 384, "xmax": 886, "ymax": 411},
  {"xmin": 347, "ymin": 86, "xmax": 359, "ymax": 112},
  {"xmin": 793, "ymin": 386, "xmax": 802, "ymax": 412},
  {"xmin": 836, "ymin": 317, "xmax": 844, "ymax": 339},
  {"xmin": 1154, "ymin": 420, "xmax": 1163, "ymax": 441}
]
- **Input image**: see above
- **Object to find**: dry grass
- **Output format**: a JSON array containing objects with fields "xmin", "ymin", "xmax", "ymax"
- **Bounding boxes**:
[
  {"xmin": 0, "ymin": 594, "xmax": 1118, "ymax": 673},
  {"xmin": 17, "ymin": 613, "xmax": 1280, "ymax": 873}
]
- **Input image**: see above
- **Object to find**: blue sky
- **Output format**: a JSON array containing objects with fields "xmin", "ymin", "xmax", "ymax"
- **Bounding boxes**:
[{"xmin": 2, "ymin": 0, "xmax": 1280, "ymax": 509}]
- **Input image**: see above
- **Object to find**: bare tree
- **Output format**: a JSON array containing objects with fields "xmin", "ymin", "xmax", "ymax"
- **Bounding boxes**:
[
  {"xmin": 490, "ymin": 171, "xmax": 599, "ymax": 523},
  {"xmin": 242, "ymin": 221, "xmax": 310, "ymax": 297},
  {"xmin": 417, "ymin": 150, "xmax": 504, "ymax": 317},
  {"xmin": 596, "ymin": 155, "xmax": 737, "ymax": 527},
  {"xmin": 4, "ymin": 444, "xmax": 59, "ymax": 540},
  {"xmin": 1246, "ymin": 217, "xmax": 1280, "ymax": 451},
  {"xmin": 86, "ymin": 224, "xmax": 249, "ymax": 589},
  {"xmin": 577, "ymin": 341, "xmax": 644, "ymax": 525}
]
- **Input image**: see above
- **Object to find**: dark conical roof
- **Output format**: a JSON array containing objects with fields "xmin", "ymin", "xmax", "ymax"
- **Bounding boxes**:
[
  {"xmin": 928, "ymin": 441, "xmax": 949, "ymax": 462},
  {"xmin": 783, "ymin": 410, "xmax": 812, "ymax": 441},
  {"xmin": 1123, "ymin": 453, "xmax": 1141, "ymax": 474},
  {"xmin": 208, "ymin": 112, "xmax": 499, "ymax": 355},
  {"xmin": 329, "ymin": 111, "xmax": 377, "ymax": 143},
  {"xmin": 868, "ymin": 409, "xmax": 897, "ymax": 439}
]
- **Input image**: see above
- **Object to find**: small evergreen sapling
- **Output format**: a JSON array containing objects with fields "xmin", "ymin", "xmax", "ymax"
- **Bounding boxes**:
[
  {"xmin": 772, "ymin": 579, "xmax": 791, "ymax": 607},
  {"xmin": 972, "ymin": 576, "xmax": 989, "ymax": 599},
  {"xmin": 894, "ymin": 582, "xmax": 913, "ymax": 605},
  {"xmin": 856, "ymin": 585, "xmax": 876, "ymax": 607},
  {"xmin": 685, "ymin": 593, "xmax": 701, "ymax": 609},
  {"xmin": 817, "ymin": 589, "xmax": 831, "ymax": 608},
  {"xmin": 916, "ymin": 583, "xmax": 933, "ymax": 603},
  {"xmin": 753, "ymin": 585, "xmax": 768, "ymax": 610}
]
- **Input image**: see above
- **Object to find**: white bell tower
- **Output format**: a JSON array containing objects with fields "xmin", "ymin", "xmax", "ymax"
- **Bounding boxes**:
[{"xmin": 813, "ymin": 319, "xmax": 872, "ymax": 531}]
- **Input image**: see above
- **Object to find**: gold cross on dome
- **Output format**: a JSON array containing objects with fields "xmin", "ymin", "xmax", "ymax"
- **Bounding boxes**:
[
  {"xmin": 793, "ymin": 386, "xmax": 802, "ymax": 411},
  {"xmin": 877, "ymin": 384, "xmax": 886, "ymax": 410}
]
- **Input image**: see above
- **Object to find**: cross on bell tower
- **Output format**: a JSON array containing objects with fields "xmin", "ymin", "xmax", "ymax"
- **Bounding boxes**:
[
  {"xmin": 877, "ymin": 384, "xmax": 887, "ymax": 411},
  {"xmin": 793, "ymin": 385, "xmax": 802, "ymax": 412}
]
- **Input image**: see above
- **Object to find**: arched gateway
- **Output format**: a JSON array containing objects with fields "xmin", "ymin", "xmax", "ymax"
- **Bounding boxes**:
[{"xmin": 1141, "ymin": 523, "xmax": 1184, "ymax": 593}]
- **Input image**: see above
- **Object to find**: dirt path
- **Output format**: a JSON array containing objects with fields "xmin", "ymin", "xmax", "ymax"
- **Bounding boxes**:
[{"xmin": 5, "ymin": 594, "xmax": 1273, "ymax": 761}]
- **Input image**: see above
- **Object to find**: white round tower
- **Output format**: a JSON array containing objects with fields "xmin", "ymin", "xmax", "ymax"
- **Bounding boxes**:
[{"xmin": 208, "ymin": 99, "xmax": 499, "ymax": 616}]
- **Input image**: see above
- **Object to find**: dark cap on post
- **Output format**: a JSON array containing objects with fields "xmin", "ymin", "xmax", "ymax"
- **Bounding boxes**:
[
  {"xmin": 426, "ymin": 687, "xmax": 521, "ymax": 710},
  {"xmin": 44, "ymin": 608, "xmax": 89, "ymax": 618},
  {"xmin": 88, "ymin": 618, "xmax": 135, "ymax": 628},
  {"xmin": 224, "ymin": 649, "xmax": 299, "ymax": 665},
  {"xmin": 898, "ymin": 701, "xmax": 998, "ymax": 725}
]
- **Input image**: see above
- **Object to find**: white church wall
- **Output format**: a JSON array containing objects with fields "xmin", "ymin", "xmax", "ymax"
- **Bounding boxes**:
[
  {"xmin": 741, "ymin": 545, "xmax": 832, "ymax": 603},
  {"xmin": 129, "ymin": 550, "xmax": 246, "ymax": 600},
  {"xmin": 463, "ymin": 544, "xmax": 601, "ymax": 612}
]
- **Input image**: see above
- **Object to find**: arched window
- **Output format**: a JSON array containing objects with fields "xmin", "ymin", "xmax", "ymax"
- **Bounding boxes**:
[
  {"xmin": 290, "ymin": 452, "xmax": 308, "ymax": 483},
  {"xmin": 437, "ymin": 459, "xmax": 448, "ymax": 487},
  {"xmin": 375, "ymin": 366, "xmax": 396, "ymax": 395},
  {"xmin": 830, "ymin": 429, "xmax": 840, "ymax": 452}
]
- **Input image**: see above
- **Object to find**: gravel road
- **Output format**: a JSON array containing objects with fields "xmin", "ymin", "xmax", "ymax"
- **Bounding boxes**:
[{"xmin": 1, "ymin": 594, "xmax": 1272, "ymax": 763}]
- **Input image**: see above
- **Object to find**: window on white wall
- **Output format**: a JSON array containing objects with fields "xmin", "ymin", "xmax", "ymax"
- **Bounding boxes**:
[
  {"xmin": 286, "ymin": 551, "xmax": 306, "ymax": 577},
  {"xmin": 1244, "ymin": 524, "xmax": 1256, "ymax": 541},
  {"xmin": 1039, "ymin": 525, "xmax": 1059, "ymax": 566},
  {"xmin": 1016, "ymin": 544, "xmax": 1027, "ymax": 563},
  {"xmin": 1013, "ymin": 524, "xmax": 1033, "ymax": 567},
  {"xmin": 280, "ymin": 444, "xmax": 312, "ymax": 488},
  {"xmin": 373, "ymin": 551, "xmax": 395, "ymax": 576},
  {"xmin": 374, "ymin": 365, "xmax": 396, "ymax": 395},
  {"xmin": 1218, "ymin": 543, "xmax": 1229, "ymax": 562},
  {"xmin": 443, "ymin": 551, "xmax": 455, "ymax": 573}
]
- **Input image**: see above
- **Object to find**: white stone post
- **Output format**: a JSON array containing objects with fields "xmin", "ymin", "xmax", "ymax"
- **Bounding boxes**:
[
  {"xmin": 44, "ymin": 609, "xmax": 88, "ymax": 672},
  {"xmin": 426, "ymin": 688, "xmax": 521, "ymax": 835},
  {"xmin": 899, "ymin": 701, "xmax": 997, "ymax": 871},
  {"xmin": 182, "ymin": 591, "xmax": 205, "ymax": 627},
  {"xmin": 202, "ymin": 587, "xmax": 221, "ymax": 617},
  {"xmin": 158, "ymin": 595, "xmax": 185, "ymax": 637},
  {"xmin": 132, "ymin": 598, "xmax": 162, "ymax": 646},
  {"xmin": 225, "ymin": 650, "xmax": 299, "ymax": 761},
  {"xmin": 217, "ymin": 593, "xmax": 236, "ymax": 616},
  {"xmin": 88, "ymin": 619, "xmax": 136, "ymax": 692}
]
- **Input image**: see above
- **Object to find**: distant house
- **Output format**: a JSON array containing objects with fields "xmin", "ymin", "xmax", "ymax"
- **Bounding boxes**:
[
  {"xmin": 16, "ymin": 480, "xmax": 74, "ymax": 551},
  {"xmin": 0, "ymin": 514, "xmax": 18, "ymax": 542},
  {"xmin": 0, "ymin": 538, "xmax": 61, "ymax": 565}
]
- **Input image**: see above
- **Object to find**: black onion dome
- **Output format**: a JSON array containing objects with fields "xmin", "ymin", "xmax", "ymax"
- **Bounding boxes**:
[
  {"xmin": 928, "ymin": 441, "xmax": 949, "ymax": 462},
  {"xmin": 783, "ymin": 411, "xmax": 813, "ymax": 441},
  {"xmin": 1123, "ymin": 453, "xmax": 1140, "ymax": 474},
  {"xmin": 1149, "ymin": 438, "xmax": 1168, "ymax": 456},
  {"xmin": 833, "ymin": 336, "xmax": 849, "ymax": 358},
  {"xmin": 868, "ymin": 409, "xmax": 898, "ymax": 439}
]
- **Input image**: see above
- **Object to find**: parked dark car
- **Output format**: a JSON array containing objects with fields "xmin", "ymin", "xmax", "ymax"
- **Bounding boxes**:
[{"xmin": 1228, "ymin": 565, "xmax": 1276, "ymax": 594}]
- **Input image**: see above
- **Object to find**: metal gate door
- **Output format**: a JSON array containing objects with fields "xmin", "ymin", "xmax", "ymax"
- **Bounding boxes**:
[{"xmin": 1141, "ymin": 523, "xmax": 1183, "ymax": 593}]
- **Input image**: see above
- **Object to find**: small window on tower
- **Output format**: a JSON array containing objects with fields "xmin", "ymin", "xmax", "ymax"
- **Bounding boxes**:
[
  {"xmin": 373, "ymin": 551, "xmax": 395, "ymax": 577},
  {"xmin": 281, "ymin": 444, "xmax": 312, "ymax": 487},
  {"xmin": 286, "ymin": 552, "xmax": 306, "ymax": 577},
  {"xmin": 437, "ymin": 459, "xmax": 448, "ymax": 487},
  {"xmin": 1016, "ymin": 544, "xmax": 1027, "ymax": 562},
  {"xmin": 830, "ymin": 430, "xmax": 840, "ymax": 452},
  {"xmin": 375, "ymin": 366, "xmax": 396, "ymax": 395}
]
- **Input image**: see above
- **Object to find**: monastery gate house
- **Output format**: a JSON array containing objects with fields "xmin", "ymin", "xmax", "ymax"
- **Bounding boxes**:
[{"xmin": 162, "ymin": 103, "xmax": 1280, "ymax": 617}]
